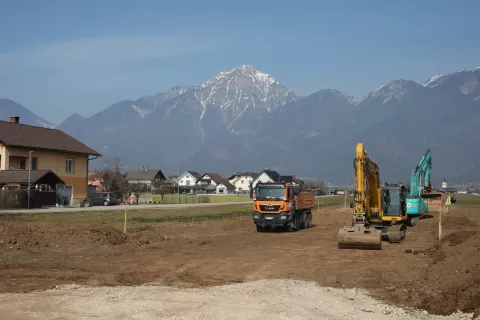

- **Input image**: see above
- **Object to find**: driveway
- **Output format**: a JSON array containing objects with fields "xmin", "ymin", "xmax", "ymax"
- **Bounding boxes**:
[{"xmin": 0, "ymin": 201, "xmax": 252, "ymax": 215}]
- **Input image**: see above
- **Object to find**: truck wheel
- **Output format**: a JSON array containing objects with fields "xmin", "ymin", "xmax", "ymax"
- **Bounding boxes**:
[
  {"xmin": 256, "ymin": 225, "xmax": 264, "ymax": 232},
  {"xmin": 307, "ymin": 213, "xmax": 312, "ymax": 228},
  {"xmin": 285, "ymin": 217, "xmax": 295, "ymax": 232},
  {"xmin": 296, "ymin": 213, "xmax": 303, "ymax": 230},
  {"xmin": 300, "ymin": 212, "xmax": 307, "ymax": 230}
]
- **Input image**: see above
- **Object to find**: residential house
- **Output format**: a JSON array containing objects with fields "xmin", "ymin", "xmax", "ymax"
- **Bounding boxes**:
[
  {"xmin": 88, "ymin": 171, "xmax": 105, "ymax": 190},
  {"xmin": 250, "ymin": 170, "xmax": 301, "ymax": 190},
  {"xmin": 216, "ymin": 181, "xmax": 236, "ymax": 194},
  {"xmin": 194, "ymin": 173, "xmax": 223, "ymax": 194},
  {"xmin": 227, "ymin": 172, "xmax": 257, "ymax": 195},
  {"xmin": 125, "ymin": 168, "xmax": 167, "ymax": 191},
  {"xmin": 0, "ymin": 116, "xmax": 101, "ymax": 204},
  {"xmin": 250, "ymin": 170, "xmax": 281, "ymax": 189},
  {"xmin": 177, "ymin": 171, "xmax": 201, "ymax": 192}
]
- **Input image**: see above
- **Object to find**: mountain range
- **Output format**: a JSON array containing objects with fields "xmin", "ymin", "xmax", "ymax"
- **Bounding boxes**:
[{"xmin": 1, "ymin": 64, "xmax": 479, "ymax": 186}]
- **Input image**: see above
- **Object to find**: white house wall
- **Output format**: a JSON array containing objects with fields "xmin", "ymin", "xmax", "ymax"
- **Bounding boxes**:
[
  {"xmin": 202, "ymin": 175, "xmax": 217, "ymax": 186},
  {"xmin": 233, "ymin": 175, "xmax": 255, "ymax": 193},
  {"xmin": 178, "ymin": 172, "xmax": 198, "ymax": 186},
  {"xmin": 251, "ymin": 173, "xmax": 274, "ymax": 189},
  {"xmin": 216, "ymin": 184, "xmax": 234, "ymax": 195}
]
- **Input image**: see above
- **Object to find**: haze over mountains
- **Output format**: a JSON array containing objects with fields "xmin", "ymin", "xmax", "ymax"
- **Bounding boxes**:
[{"xmin": 1, "ymin": 64, "xmax": 479, "ymax": 185}]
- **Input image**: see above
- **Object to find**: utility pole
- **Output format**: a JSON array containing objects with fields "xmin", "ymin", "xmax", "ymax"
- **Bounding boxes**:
[
  {"xmin": 177, "ymin": 164, "xmax": 180, "ymax": 204},
  {"xmin": 27, "ymin": 150, "xmax": 34, "ymax": 209},
  {"xmin": 345, "ymin": 167, "xmax": 348, "ymax": 188}
]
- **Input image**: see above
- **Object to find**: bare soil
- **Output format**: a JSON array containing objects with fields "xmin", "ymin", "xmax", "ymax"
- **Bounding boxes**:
[{"xmin": 0, "ymin": 206, "xmax": 479, "ymax": 317}]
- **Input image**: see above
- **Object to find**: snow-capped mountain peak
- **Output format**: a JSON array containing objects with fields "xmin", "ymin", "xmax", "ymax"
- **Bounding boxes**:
[
  {"xmin": 423, "ymin": 66, "xmax": 480, "ymax": 90},
  {"xmin": 318, "ymin": 88, "xmax": 361, "ymax": 105},
  {"xmin": 363, "ymin": 79, "xmax": 422, "ymax": 104},
  {"xmin": 201, "ymin": 64, "xmax": 280, "ymax": 88},
  {"xmin": 193, "ymin": 64, "xmax": 296, "ymax": 127}
]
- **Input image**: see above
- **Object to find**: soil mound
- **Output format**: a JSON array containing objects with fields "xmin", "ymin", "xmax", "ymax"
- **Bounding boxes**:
[
  {"xmin": 0, "ymin": 222, "xmax": 127, "ymax": 251},
  {"xmin": 418, "ymin": 229, "xmax": 480, "ymax": 316}
]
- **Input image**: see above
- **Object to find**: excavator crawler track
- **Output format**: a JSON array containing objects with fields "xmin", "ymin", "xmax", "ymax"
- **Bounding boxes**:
[{"xmin": 387, "ymin": 224, "xmax": 407, "ymax": 243}]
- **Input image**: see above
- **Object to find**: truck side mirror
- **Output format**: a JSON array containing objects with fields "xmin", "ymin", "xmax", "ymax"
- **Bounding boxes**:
[
  {"xmin": 249, "ymin": 187, "xmax": 253, "ymax": 199},
  {"xmin": 349, "ymin": 201, "xmax": 354, "ymax": 208}
]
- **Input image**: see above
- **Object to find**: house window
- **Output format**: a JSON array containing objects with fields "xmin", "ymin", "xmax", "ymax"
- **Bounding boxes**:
[
  {"xmin": 38, "ymin": 184, "xmax": 52, "ymax": 192},
  {"xmin": 66, "ymin": 159, "xmax": 74, "ymax": 173},
  {"xmin": 180, "ymin": 180, "xmax": 184, "ymax": 184},
  {"xmin": 31, "ymin": 157, "xmax": 37, "ymax": 170},
  {"xmin": 186, "ymin": 180, "xmax": 190, "ymax": 186},
  {"xmin": 241, "ymin": 180, "xmax": 244, "ymax": 184},
  {"xmin": 19, "ymin": 159, "xmax": 26, "ymax": 169}
]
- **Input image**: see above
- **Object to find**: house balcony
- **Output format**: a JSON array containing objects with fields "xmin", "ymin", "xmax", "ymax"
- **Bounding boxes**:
[{"xmin": 0, "ymin": 153, "xmax": 38, "ymax": 171}]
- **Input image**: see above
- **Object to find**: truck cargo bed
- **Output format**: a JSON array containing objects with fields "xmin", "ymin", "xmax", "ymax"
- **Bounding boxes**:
[{"xmin": 297, "ymin": 192, "xmax": 314, "ymax": 210}]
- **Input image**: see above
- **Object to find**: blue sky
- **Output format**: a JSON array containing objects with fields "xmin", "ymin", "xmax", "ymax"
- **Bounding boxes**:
[{"xmin": 1, "ymin": 0, "xmax": 479, "ymax": 124}]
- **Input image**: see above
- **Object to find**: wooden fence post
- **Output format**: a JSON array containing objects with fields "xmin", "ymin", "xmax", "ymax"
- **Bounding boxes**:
[{"xmin": 124, "ymin": 200, "xmax": 127, "ymax": 235}]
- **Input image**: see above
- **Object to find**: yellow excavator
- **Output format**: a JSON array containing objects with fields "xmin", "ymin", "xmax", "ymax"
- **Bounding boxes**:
[{"xmin": 338, "ymin": 142, "xmax": 409, "ymax": 250}]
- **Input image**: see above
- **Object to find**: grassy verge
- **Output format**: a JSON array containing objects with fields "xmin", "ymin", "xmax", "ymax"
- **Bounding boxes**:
[
  {"xmin": 0, "ymin": 196, "xmax": 351, "ymax": 230},
  {"xmin": 138, "ymin": 194, "xmax": 251, "ymax": 203},
  {"xmin": 209, "ymin": 195, "xmax": 251, "ymax": 203},
  {"xmin": 0, "ymin": 204, "xmax": 253, "ymax": 229}
]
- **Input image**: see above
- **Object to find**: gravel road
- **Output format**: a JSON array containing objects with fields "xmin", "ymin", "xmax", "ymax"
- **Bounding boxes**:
[{"xmin": 0, "ymin": 280, "xmax": 472, "ymax": 320}]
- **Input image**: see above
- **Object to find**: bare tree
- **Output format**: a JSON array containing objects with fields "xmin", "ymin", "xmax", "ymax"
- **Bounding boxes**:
[
  {"xmin": 102, "ymin": 156, "xmax": 125, "ymax": 173},
  {"xmin": 101, "ymin": 156, "xmax": 126, "ymax": 194},
  {"xmin": 129, "ymin": 183, "xmax": 148, "ymax": 204},
  {"xmin": 153, "ymin": 180, "xmax": 175, "ymax": 203}
]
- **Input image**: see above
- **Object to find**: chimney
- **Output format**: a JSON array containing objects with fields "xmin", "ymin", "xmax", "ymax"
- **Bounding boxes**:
[{"xmin": 10, "ymin": 116, "xmax": 20, "ymax": 124}]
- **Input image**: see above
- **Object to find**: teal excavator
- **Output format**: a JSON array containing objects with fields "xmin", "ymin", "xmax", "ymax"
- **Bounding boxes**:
[{"xmin": 406, "ymin": 149, "xmax": 435, "ymax": 221}]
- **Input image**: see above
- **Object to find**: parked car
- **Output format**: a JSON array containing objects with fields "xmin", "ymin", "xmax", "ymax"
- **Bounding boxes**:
[{"xmin": 81, "ymin": 192, "xmax": 120, "ymax": 207}]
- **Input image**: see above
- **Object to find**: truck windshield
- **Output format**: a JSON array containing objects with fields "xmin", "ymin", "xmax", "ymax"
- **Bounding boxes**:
[{"xmin": 255, "ymin": 187, "xmax": 286, "ymax": 200}]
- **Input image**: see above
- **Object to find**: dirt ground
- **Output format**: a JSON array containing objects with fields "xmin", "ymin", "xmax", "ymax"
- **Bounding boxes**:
[{"xmin": 0, "ymin": 205, "xmax": 479, "ymax": 318}]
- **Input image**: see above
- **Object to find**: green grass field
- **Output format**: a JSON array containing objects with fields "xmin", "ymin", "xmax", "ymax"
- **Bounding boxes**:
[
  {"xmin": 452, "ymin": 194, "xmax": 480, "ymax": 207},
  {"xmin": 0, "ymin": 196, "xmax": 351, "ymax": 230},
  {"xmin": 0, "ymin": 204, "xmax": 253, "ymax": 229},
  {"xmin": 139, "ymin": 193, "xmax": 251, "ymax": 204}
]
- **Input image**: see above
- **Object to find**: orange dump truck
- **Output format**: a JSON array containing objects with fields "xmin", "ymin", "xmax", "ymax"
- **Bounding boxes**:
[{"xmin": 250, "ymin": 181, "xmax": 315, "ymax": 232}]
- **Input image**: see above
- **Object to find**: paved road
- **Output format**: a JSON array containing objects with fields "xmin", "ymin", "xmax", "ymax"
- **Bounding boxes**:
[{"xmin": 0, "ymin": 201, "xmax": 253, "ymax": 215}]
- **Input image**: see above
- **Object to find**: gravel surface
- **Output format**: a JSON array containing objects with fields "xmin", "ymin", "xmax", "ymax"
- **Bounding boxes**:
[{"xmin": 0, "ymin": 280, "xmax": 472, "ymax": 320}]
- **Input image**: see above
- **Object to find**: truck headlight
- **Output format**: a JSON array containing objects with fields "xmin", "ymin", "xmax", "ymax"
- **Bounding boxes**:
[
  {"xmin": 253, "ymin": 215, "xmax": 259, "ymax": 219},
  {"xmin": 280, "ymin": 215, "xmax": 287, "ymax": 220}
]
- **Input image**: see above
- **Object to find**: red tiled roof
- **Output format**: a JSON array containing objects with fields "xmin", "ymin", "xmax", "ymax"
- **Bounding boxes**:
[{"xmin": 0, "ymin": 120, "xmax": 101, "ymax": 156}]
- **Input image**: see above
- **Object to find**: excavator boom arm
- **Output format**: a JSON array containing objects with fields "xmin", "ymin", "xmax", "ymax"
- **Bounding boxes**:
[
  {"xmin": 410, "ymin": 149, "xmax": 432, "ymax": 196},
  {"xmin": 354, "ymin": 143, "xmax": 381, "ymax": 219}
]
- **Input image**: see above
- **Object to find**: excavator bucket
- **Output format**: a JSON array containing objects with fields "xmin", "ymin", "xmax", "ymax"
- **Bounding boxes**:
[{"xmin": 338, "ymin": 225, "xmax": 382, "ymax": 250}]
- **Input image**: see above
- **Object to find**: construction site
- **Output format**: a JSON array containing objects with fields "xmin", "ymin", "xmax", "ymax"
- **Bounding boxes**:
[{"xmin": 0, "ymin": 144, "xmax": 479, "ymax": 319}]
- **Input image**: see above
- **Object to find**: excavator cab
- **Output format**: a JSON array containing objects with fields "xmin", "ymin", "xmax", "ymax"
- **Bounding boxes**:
[{"xmin": 381, "ymin": 184, "xmax": 407, "ymax": 219}]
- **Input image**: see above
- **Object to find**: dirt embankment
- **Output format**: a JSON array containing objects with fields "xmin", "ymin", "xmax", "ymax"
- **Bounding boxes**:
[
  {"xmin": 0, "ymin": 207, "xmax": 479, "ymax": 317},
  {"xmin": 416, "ymin": 217, "xmax": 480, "ymax": 316}
]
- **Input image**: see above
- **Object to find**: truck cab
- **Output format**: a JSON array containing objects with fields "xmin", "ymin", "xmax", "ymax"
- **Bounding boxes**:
[{"xmin": 250, "ymin": 181, "xmax": 314, "ymax": 232}]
